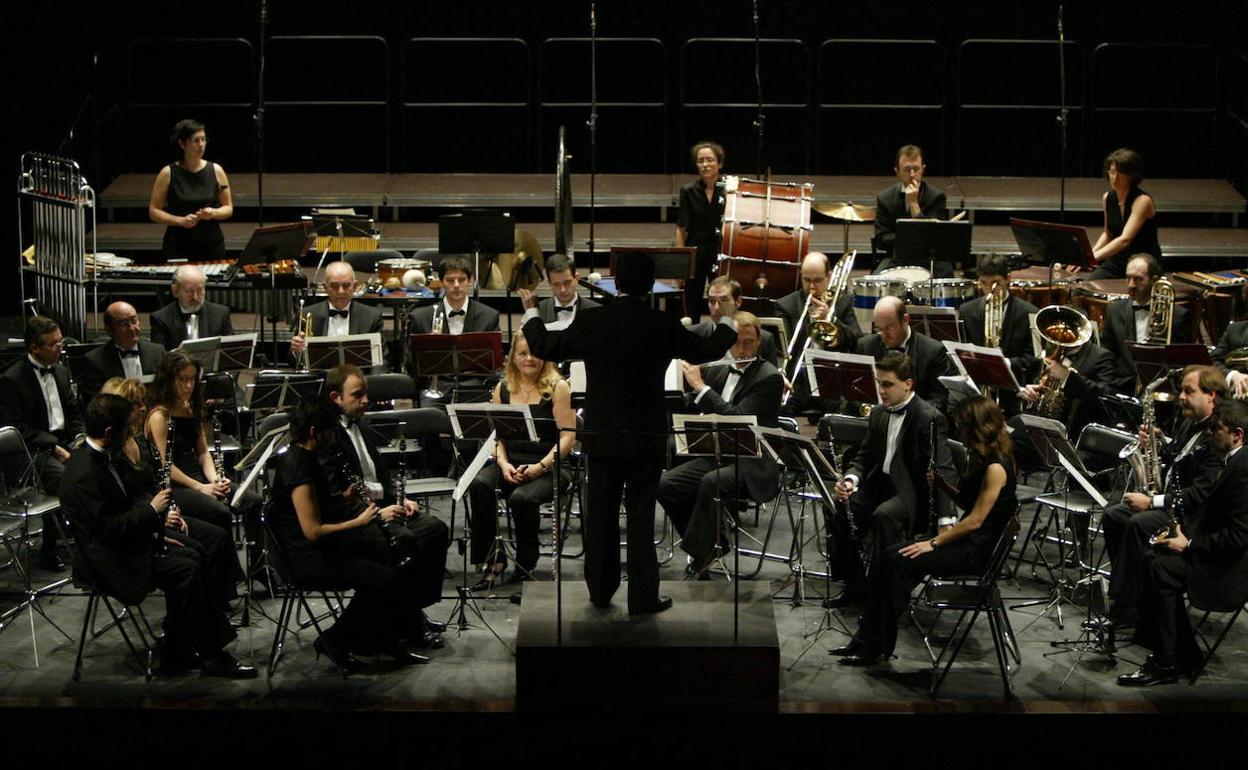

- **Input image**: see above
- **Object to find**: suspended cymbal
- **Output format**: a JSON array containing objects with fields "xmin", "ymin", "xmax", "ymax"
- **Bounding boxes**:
[{"xmin": 813, "ymin": 201, "xmax": 876, "ymax": 222}]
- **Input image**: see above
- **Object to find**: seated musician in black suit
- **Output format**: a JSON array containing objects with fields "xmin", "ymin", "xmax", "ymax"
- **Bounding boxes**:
[
  {"xmin": 1099, "ymin": 253, "xmax": 1193, "ymax": 390},
  {"xmin": 61, "ymin": 393, "xmax": 255, "ymax": 677},
  {"xmin": 289, "ymin": 261, "xmax": 385, "ymax": 367},
  {"xmin": 271, "ymin": 397, "xmax": 433, "ymax": 670},
  {"xmin": 408, "ymin": 255, "xmax": 501, "ymax": 336},
  {"xmin": 519, "ymin": 251, "xmax": 736, "ymax": 614},
  {"xmin": 78, "ymin": 301, "xmax": 166, "ymax": 408},
  {"xmin": 321, "ymin": 364, "xmax": 449, "ymax": 645},
  {"xmin": 873, "ymin": 144, "xmax": 950, "ymax": 276},
  {"xmin": 687, "ymin": 275, "xmax": 780, "ymax": 367},
  {"xmin": 534, "ymin": 253, "xmax": 600, "ymax": 325},
  {"xmin": 959, "ymin": 253, "xmax": 1042, "ymax": 411},
  {"xmin": 1103, "ymin": 366, "xmax": 1227, "ymax": 626},
  {"xmin": 149, "ymin": 265, "xmax": 234, "ymax": 350},
  {"xmin": 856, "ymin": 296, "xmax": 956, "ymax": 414},
  {"xmin": 773, "ymin": 252, "xmax": 861, "ymax": 357},
  {"xmin": 658, "ymin": 311, "xmax": 782, "ymax": 577},
  {"xmin": 833, "ymin": 396, "xmax": 1017, "ymax": 666},
  {"xmin": 0, "ymin": 316, "xmax": 83, "ymax": 569},
  {"xmin": 830, "ymin": 352, "xmax": 958, "ymax": 607},
  {"xmin": 1211, "ymin": 319, "xmax": 1248, "ymax": 399},
  {"xmin": 1118, "ymin": 399, "xmax": 1248, "ymax": 686}
]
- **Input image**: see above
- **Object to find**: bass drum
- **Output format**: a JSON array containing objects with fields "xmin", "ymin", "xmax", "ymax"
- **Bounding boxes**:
[
  {"xmin": 719, "ymin": 176, "xmax": 813, "ymax": 300},
  {"xmin": 852, "ymin": 275, "xmax": 908, "ymax": 331}
]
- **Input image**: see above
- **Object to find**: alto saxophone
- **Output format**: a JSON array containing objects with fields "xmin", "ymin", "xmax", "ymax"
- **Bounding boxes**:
[
  {"xmin": 1149, "ymin": 478, "xmax": 1183, "ymax": 546},
  {"xmin": 1126, "ymin": 375, "xmax": 1168, "ymax": 496}
]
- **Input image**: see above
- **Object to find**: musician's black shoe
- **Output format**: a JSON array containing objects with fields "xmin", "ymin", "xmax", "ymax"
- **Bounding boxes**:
[
  {"xmin": 408, "ymin": 632, "xmax": 445, "ymax": 651},
  {"xmin": 1117, "ymin": 656, "xmax": 1177, "ymax": 687},
  {"xmin": 200, "ymin": 652, "xmax": 258, "ymax": 679},
  {"xmin": 823, "ymin": 588, "xmax": 865, "ymax": 609},
  {"xmin": 837, "ymin": 649, "xmax": 885, "ymax": 667},
  {"xmin": 628, "ymin": 595, "xmax": 674, "ymax": 616},
  {"xmin": 471, "ymin": 558, "xmax": 507, "ymax": 593},
  {"xmin": 421, "ymin": 612, "xmax": 448, "ymax": 635},
  {"xmin": 314, "ymin": 635, "xmax": 365, "ymax": 673},
  {"xmin": 829, "ymin": 639, "xmax": 866, "ymax": 657},
  {"xmin": 38, "ymin": 547, "xmax": 66, "ymax": 572},
  {"xmin": 377, "ymin": 641, "xmax": 430, "ymax": 666}
]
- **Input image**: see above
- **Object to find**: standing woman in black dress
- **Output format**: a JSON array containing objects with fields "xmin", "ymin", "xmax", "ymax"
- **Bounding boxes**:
[
  {"xmin": 675, "ymin": 140, "xmax": 727, "ymax": 320},
  {"xmin": 148, "ymin": 119, "xmax": 233, "ymax": 261},
  {"xmin": 1089, "ymin": 148, "xmax": 1161, "ymax": 279},
  {"xmin": 834, "ymin": 396, "xmax": 1018, "ymax": 665}
]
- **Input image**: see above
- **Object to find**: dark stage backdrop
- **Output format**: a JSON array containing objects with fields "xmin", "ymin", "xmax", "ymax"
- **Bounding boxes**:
[{"xmin": 5, "ymin": 0, "xmax": 1246, "ymax": 314}]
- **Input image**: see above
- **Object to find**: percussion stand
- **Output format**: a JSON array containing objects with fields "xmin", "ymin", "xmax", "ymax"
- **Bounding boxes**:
[
  {"xmin": 750, "ymin": 0, "xmax": 765, "ymax": 177},
  {"xmin": 586, "ymin": 2, "xmax": 598, "ymax": 271}
]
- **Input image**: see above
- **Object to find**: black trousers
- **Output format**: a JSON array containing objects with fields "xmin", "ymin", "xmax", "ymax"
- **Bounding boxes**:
[
  {"xmin": 467, "ymin": 460, "xmax": 566, "ymax": 574},
  {"xmin": 390, "ymin": 513, "xmax": 450, "ymax": 610},
  {"xmin": 36, "ymin": 451, "xmax": 66, "ymax": 550},
  {"xmin": 1102, "ymin": 502, "xmax": 1169, "ymax": 610},
  {"xmin": 167, "ymin": 516, "xmax": 238, "ymax": 606},
  {"xmin": 153, "ymin": 543, "xmax": 235, "ymax": 657},
  {"xmin": 1133, "ymin": 550, "xmax": 1201, "ymax": 670},
  {"xmin": 842, "ymin": 477, "xmax": 916, "ymax": 594},
  {"xmin": 658, "ymin": 456, "xmax": 751, "ymax": 566},
  {"xmin": 584, "ymin": 455, "xmax": 662, "ymax": 610},
  {"xmin": 855, "ymin": 536, "xmax": 989, "ymax": 656}
]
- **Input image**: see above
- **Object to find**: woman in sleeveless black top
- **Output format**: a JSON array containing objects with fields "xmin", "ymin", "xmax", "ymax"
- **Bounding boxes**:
[
  {"xmin": 837, "ymin": 396, "xmax": 1018, "ymax": 663},
  {"xmin": 467, "ymin": 331, "xmax": 576, "ymax": 590},
  {"xmin": 676, "ymin": 141, "xmax": 727, "ymax": 320},
  {"xmin": 148, "ymin": 119, "xmax": 233, "ymax": 260},
  {"xmin": 1090, "ymin": 148, "xmax": 1160, "ymax": 279}
]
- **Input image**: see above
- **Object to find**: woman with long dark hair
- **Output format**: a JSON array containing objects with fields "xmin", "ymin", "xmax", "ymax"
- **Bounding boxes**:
[
  {"xmin": 834, "ymin": 396, "xmax": 1018, "ymax": 665},
  {"xmin": 148, "ymin": 118, "xmax": 233, "ymax": 260}
]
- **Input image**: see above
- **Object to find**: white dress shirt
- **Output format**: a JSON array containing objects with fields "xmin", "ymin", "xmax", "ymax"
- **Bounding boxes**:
[
  {"xmin": 28, "ymin": 354, "xmax": 66, "ymax": 433},
  {"xmin": 327, "ymin": 304, "xmax": 351, "ymax": 338},
  {"xmin": 1133, "ymin": 304, "xmax": 1149, "ymax": 343},
  {"xmin": 341, "ymin": 416, "xmax": 384, "ymax": 499},
  {"xmin": 882, "ymin": 392, "xmax": 915, "ymax": 476},
  {"xmin": 183, "ymin": 308, "xmax": 200, "ymax": 341},
  {"xmin": 443, "ymin": 299, "xmax": 467, "ymax": 335}
]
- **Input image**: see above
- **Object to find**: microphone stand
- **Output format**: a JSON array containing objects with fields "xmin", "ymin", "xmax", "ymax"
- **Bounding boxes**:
[
  {"xmin": 751, "ymin": 0, "xmax": 765, "ymax": 177},
  {"xmin": 1056, "ymin": 3, "xmax": 1068, "ymax": 224},
  {"xmin": 255, "ymin": 0, "xmax": 268, "ymax": 227},
  {"xmin": 586, "ymin": 2, "xmax": 598, "ymax": 273}
]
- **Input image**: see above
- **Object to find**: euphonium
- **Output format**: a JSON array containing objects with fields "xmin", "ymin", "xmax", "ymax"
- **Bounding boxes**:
[
  {"xmin": 1030, "ymin": 305, "xmax": 1093, "ymax": 419},
  {"xmin": 1224, "ymin": 347, "xmax": 1248, "ymax": 374},
  {"xmin": 808, "ymin": 251, "xmax": 856, "ymax": 348},
  {"xmin": 1144, "ymin": 276, "xmax": 1175, "ymax": 345}
]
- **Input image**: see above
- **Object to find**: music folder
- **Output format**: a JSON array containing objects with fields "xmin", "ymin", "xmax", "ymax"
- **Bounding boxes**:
[
  {"xmin": 306, "ymin": 332, "xmax": 384, "ymax": 369},
  {"xmin": 446, "ymin": 403, "xmax": 537, "ymax": 444},
  {"xmin": 802, "ymin": 349, "xmax": 879, "ymax": 405},
  {"xmin": 178, "ymin": 333, "xmax": 258, "ymax": 372},
  {"xmin": 1126, "ymin": 342, "xmax": 1213, "ymax": 387},
  {"xmin": 944, "ymin": 341, "xmax": 1022, "ymax": 392},
  {"xmin": 905, "ymin": 304, "xmax": 963, "ymax": 343},
  {"xmin": 1009, "ymin": 217, "xmax": 1095, "ymax": 270},
  {"xmin": 672, "ymin": 414, "xmax": 759, "ymax": 461}
]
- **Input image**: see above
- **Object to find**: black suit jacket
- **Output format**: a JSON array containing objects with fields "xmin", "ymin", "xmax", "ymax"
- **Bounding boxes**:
[
  {"xmin": 845, "ymin": 395, "xmax": 958, "ymax": 528},
  {"xmin": 79, "ymin": 340, "xmax": 166, "ymax": 407},
  {"xmin": 773, "ymin": 290, "xmax": 862, "ymax": 356},
  {"xmin": 960, "ymin": 294, "xmax": 1042, "ymax": 384},
  {"xmin": 873, "ymin": 181, "xmax": 948, "ymax": 256},
  {"xmin": 407, "ymin": 299, "xmax": 500, "ymax": 335},
  {"xmin": 305, "ymin": 300, "xmax": 384, "ymax": 337},
  {"xmin": 536, "ymin": 295, "xmax": 602, "ymax": 324},
  {"xmin": 149, "ymin": 301, "xmax": 235, "ymax": 350},
  {"xmin": 856, "ymin": 329, "xmax": 956, "ymax": 414},
  {"xmin": 1058, "ymin": 343, "xmax": 1120, "ymax": 436},
  {"xmin": 523, "ymin": 300, "xmax": 735, "ymax": 459},
  {"xmin": 1185, "ymin": 447, "xmax": 1248, "ymax": 610},
  {"xmin": 683, "ymin": 358, "xmax": 783, "ymax": 502},
  {"xmin": 1212, "ymin": 320, "xmax": 1248, "ymax": 378},
  {"xmin": 318, "ymin": 419, "xmax": 397, "ymax": 520},
  {"xmin": 688, "ymin": 319, "xmax": 780, "ymax": 368},
  {"xmin": 0, "ymin": 357, "xmax": 84, "ymax": 452},
  {"xmin": 1099, "ymin": 297, "xmax": 1193, "ymax": 389},
  {"xmin": 60, "ymin": 444, "xmax": 159, "ymax": 605}
]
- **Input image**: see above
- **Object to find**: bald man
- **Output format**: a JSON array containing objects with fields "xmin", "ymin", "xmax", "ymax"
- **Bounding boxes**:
[
  {"xmin": 290, "ymin": 261, "xmax": 384, "ymax": 355},
  {"xmin": 150, "ymin": 265, "xmax": 234, "ymax": 349},
  {"xmin": 78, "ymin": 302, "xmax": 167, "ymax": 406},
  {"xmin": 774, "ymin": 252, "xmax": 862, "ymax": 357},
  {"xmin": 856, "ymin": 296, "xmax": 956, "ymax": 413}
]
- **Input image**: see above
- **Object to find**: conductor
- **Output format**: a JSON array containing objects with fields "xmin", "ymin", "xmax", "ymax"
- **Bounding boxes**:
[{"xmin": 519, "ymin": 252, "xmax": 736, "ymax": 614}]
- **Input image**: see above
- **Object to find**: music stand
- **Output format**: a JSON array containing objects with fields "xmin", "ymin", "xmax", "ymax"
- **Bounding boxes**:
[
  {"xmin": 305, "ymin": 332, "xmax": 384, "ymax": 370},
  {"xmin": 236, "ymin": 222, "xmax": 315, "ymax": 360},
  {"xmin": 438, "ymin": 211, "xmax": 515, "ymax": 303},
  {"xmin": 409, "ymin": 331, "xmax": 503, "ymax": 403},
  {"xmin": 944, "ymin": 341, "xmax": 1022, "ymax": 393},
  {"xmin": 609, "ymin": 246, "xmax": 696, "ymax": 312},
  {"xmin": 303, "ymin": 210, "xmax": 377, "ymax": 287},
  {"xmin": 801, "ymin": 350, "xmax": 880, "ymax": 407},
  {"xmin": 906, "ymin": 304, "xmax": 963, "ymax": 343},
  {"xmin": 1127, "ymin": 342, "xmax": 1212, "ymax": 389},
  {"xmin": 1011, "ymin": 217, "xmax": 1096, "ymax": 303},
  {"xmin": 245, "ymin": 370, "xmax": 325, "ymax": 412}
]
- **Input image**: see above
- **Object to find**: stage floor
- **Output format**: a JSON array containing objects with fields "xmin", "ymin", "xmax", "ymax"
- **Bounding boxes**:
[{"xmin": 3, "ymin": 486, "xmax": 1245, "ymax": 718}]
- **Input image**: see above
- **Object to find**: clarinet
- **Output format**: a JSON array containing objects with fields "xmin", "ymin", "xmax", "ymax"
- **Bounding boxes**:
[
  {"xmin": 824, "ymin": 436, "xmax": 866, "ymax": 567},
  {"xmin": 151, "ymin": 425, "xmax": 178, "ymax": 556},
  {"xmin": 211, "ymin": 411, "xmax": 227, "ymax": 484},
  {"xmin": 338, "ymin": 448, "xmax": 410, "ymax": 567},
  {"xmin": 393, "ymin": 425, "xmax": 409, "ymax": 513}
]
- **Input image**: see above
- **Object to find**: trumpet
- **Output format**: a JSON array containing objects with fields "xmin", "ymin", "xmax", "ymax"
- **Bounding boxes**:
[{"xmin": 295, "ymin": 297, "xmax": 313, "ymax": 372}]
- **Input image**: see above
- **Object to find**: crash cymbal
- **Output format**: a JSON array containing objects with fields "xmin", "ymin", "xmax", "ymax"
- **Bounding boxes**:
[{"xmin": 813, "ymin": 201, "xmax": 876, "ymax": 222}]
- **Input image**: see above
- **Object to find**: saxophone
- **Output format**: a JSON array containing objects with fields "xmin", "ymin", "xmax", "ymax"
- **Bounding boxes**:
[
  {"xmin": 1126, "ymin": 375, "xmax": 1168, "ymax": 496},
  {"xmin": 1149, "ymin": 477, "xmax": 1184, "ymax": 546}
]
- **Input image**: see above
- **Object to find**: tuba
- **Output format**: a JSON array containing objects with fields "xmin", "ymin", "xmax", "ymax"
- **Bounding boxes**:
[
  {"xmin": 1030, "ymin": 305, "xmax": 1093, "ymax": 420},
  {"xmin": 1144, "ymin": 276, "xmax": 1175, "ymax": 345}
]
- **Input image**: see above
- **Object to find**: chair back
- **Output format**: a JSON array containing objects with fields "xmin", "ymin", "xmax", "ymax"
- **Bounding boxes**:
[
  {"xmin": 367, "ymin": 407, "xmax": 450, "ymax": 439},
  {"xmin": 979, "ymin": 514, "xmax": 1022, "ymax": 585},
  {"xmin": 256, "ymin": 411, "xmax": 292, "ymax": 438},
  {"xmin": 948, "ymin": 440, "xmax": 968, "ymax": 476},
  {"xmin": 0, "ymin": 426, "xmax": 34, "ymax": 491},
  {"xmin": 365, "ymin": 372, "xmax": 416, "ymax": 409},
  {"xmin": 820, "ymin": 413, "xmax": 869, "ymax": 446}
]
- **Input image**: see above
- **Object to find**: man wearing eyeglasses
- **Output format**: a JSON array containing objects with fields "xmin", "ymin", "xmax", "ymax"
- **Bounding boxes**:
[{"xmin": 0, "ymin": 316, "xmax": 84, "ymax": 569}]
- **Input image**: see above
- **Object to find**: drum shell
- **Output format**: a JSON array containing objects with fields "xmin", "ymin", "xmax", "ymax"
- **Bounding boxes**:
[
  {"xmin": 910, "ymin": 278, "xmax": 975, "ymax": 308},
  {"xmin": 719, "ymin": 177, "xmax": 812, "ymax": 298},
  {"xmin": 853, "ymin": 276, "xmax": 908, "ymax": 331},
  {"xmin": 719, "ymin": 255, "xmax": 800, "ymax": 302}
]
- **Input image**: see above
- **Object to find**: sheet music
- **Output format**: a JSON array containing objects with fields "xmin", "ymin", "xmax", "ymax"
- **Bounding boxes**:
[
  {"xmin": 943, "ymin": 340, "xmax": 1023, "ymax": 391},
  {"xmin": 665, "ymin": 359, "xmax": 683, "ymax": 393},
  {"xmin": 307, "ymin": 332, "xmax": 384, "ymax": 367},
  {"xmin": 544, "ymin": 316, "xmax": 573, "ymax": 332},
  {"xmin": 569, "ymin": 360, "xmax": 587, "ymax": 396},
  {"xmin": 802, "ymin": 349, "xmax": 878, "ymax": 402},
  {"xmin": 453, "ymin": 432, "xmax": 496, "ymax": 502},
  {"xmin": 232, "ymin": 427, "xmax": 290, "ymax": 507}
]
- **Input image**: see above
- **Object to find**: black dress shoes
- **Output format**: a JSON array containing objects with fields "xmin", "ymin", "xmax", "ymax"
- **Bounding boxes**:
[
  {"xmin": 1117, "ymin": 657, "xmax": 1178, "ymax": 687},
  {"xmin": 313, "ymin": 635, "xmax": 365, "ymax": 673},
  {"xmin": 408, "ymin": 632, "xmax": 445, "ymax": 651},
  {"xmin": 377, "ymin": 641, "xmax": 430, "ymax": 666},
  {"xmin": 837, "ymin": 650, "xmax": 884, "ymax": 667},
  {"xmin": 828, "ymin": 639, "xmax": 864, "ymax": 657},
  {"xmin": 421, "ymin": 612, "xmax": 448, "ymax": 635},
  {"xmin": 158, "ymin": 648, "xmax": 200, "ymax": 676},
  {"xmin": 628, "ymin": 595, "xmax": 674, "ymax": 616},
  {"xmin": 822, "ymin": 588, "xmax": 864, "ymax": 609},
  {"xmin": 200, "ymin": 652, "xmax": 258, "ymax": 679}
]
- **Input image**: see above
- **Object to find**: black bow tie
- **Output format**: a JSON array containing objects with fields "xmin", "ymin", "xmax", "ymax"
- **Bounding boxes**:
[
  {"xmin": 328, "ymin": 308, "xmax": 350, "ymax": 319},
  {"xmin": 555, "ymin": 304, "xmax": 576, "ymax": 313},
  {"xmin": 117, "ymin": 348, "xmax": 140, "ymax": 358},
  {"xmin": 447, "ymin": 309, "xmax": 466, "ymax": 318},
  {"xmin": 1133, "ymin": 305, "xmax": 1149, "ymax": 313},
  {"xmin": 887, "ymin": 346, "xmax": 906, "ymax": 354},
  {"xmin": 35, "ymin": 365, "xmax": 55, "ymax": 376},
  {"xmin": 886, "ymin": 400, "xmax": 911, "ymax": 415},
  {"xmin": 726, "ymin": 368, "xmax": 743, "ymax": 377}
]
